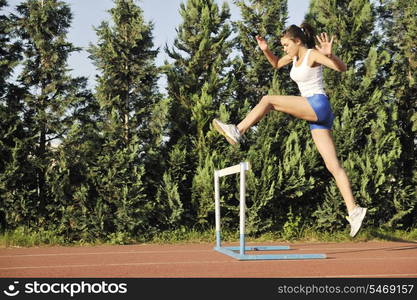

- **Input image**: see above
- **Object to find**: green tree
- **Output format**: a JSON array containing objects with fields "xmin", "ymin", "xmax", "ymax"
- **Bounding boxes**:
[
  {"xmin": 230, "ymin": 0, "xmax": 320, "ymax": 235},
  {"xmin": 233, "ymin": 0, "xmax": 291, "ymax": 107},
  {"xmin": 377, "ymin": 0, "xmax": 417, "ymax": 228},
  {"xmin": 163, "ymin": 0, "xmax": 234, "ymax": 228},
  {"xmin": 88, "ymin": 0, "xmax": 164, "ymax": 239},
  {"xmin": 5, "ymin": 0, "xmax": 88, "ymax": 230},
  {"xmin": 0, "ymin": 0, "xmax": 25, "ymax": 231},
  {"xmin": 307, "ymin": 0, "xmax": 405, "ymax": 231}
]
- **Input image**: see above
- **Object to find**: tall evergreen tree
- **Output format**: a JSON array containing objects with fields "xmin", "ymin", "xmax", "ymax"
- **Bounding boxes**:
[
  {"xmin": 5, "ymin": 0, "xmax": 88, "ymax": 230},
  {"xmin": 230, "ymin": 0, "xmax": 321, "ymax": 235},
  {"xmin": 233, "ymin": 0, "xmax": 290, "ymax": 107},
  {"xmin": 163, "ymin": 0, "xmax": 234, "ymax": 227},
  {"xmin": 377, "ymin": 0, "xmax": 417, "ymax": 228},
  {"xmin": 88, "ymin": 0, "xmax": 164, "ymax": 239},
  {"xmin": 0, "ymin": 0, "xmax": 25, "ymax": 231},
  {"xmin": 307, "ymin": 0, "xmax": 404, "ymax": 231}
]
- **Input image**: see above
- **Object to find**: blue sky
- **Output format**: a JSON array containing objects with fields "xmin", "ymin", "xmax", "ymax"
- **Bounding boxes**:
[{"xmin": 6, "ymin": 0, "xmax": 310, "ymax": 87}]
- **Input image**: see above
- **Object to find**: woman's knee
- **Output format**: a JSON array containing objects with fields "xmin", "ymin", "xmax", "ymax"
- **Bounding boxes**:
[
  {"xmin": 261, "ymin": 95, "xmax": 281, "ymax": 111},
  {"xmin": 260, "ymin": 95, "xmax": 272, "ymax": 104},
  {"xmin": 259, "ymin": 95, "xmax": 274, "ymax": 110},
  {"xmin": 325, "ymin": 161, "xmax": 344, "ymax": 177}
]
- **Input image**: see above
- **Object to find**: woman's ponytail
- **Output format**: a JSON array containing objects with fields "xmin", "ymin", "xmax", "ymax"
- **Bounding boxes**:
[{"xmin": 300, "ymin": 22, "xmax": 316, "ymax": 49}]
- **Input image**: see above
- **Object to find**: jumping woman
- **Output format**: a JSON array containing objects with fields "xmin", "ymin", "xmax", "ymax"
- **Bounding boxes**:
[{"xmin": 213, "ymin": 23, "xmax": 367, "ymax": 237}]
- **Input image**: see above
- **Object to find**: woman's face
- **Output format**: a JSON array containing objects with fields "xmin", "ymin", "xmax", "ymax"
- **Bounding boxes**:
[{"xmin": 280, "ymin": 37, "xmax": 301, "ymax": 58}]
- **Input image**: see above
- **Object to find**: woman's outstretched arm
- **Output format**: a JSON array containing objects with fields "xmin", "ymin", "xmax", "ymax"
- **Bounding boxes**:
[
  {"xmin": 314, "ymin": 33, "xmax": 347, "ymax": 72},
  {"xmin": 256, "ymin": 36, "xmax": 292, "ymax": 69}
]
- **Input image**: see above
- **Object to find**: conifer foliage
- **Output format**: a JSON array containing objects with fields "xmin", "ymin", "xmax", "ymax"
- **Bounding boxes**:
[
  {"xmin": 307, "ymin": 0, "xmax": 410, "ymax": 230},
  {"xmin": 87, "ymin": 0, "xmax": 163, "ymax": 240},
  {"xmin": 163, "ymin": 0, "xmax": 234, "ymax": 228},
  {"xmin": 1, "ymin": 0, "xmax": 88, "ymax": 231},
  {"xmin": 0, "ymin": 0, "xmax": 24, "ymax": 231},
  {"xmin": 232, "ymin": 0, "xmax": 322, "ymax": 235},
  {"xmin": 378, "ymin": 0, "xmax": 417, "ymax": 227}
]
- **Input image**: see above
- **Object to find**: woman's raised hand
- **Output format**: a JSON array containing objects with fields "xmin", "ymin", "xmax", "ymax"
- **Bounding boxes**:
[
  {"xmin": 315, "ymin": 32, "xmax": 334, "ymax": 57},
  {"xmin": 256, "ymin": 36, "xmax": 269, "ymax": 51}
]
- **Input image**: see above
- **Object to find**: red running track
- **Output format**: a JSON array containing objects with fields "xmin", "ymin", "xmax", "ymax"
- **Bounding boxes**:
[{"xmin": 1, "ymin": 241, "xmax": 416, "ymax": 278}]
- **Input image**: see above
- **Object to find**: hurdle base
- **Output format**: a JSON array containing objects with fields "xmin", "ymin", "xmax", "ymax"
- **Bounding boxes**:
[{"xmin": 214, "ymin": 245, "xmax": 326, "ymax": 261}]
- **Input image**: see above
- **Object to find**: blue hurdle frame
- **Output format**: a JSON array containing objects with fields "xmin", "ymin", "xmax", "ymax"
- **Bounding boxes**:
[{"xmin": 214, "ymin": 162, "xmax": 326, "ymax": 261}]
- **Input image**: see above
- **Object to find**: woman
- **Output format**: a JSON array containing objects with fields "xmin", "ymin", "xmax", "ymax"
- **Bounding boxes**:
[{"xmin": 213, "ymin": 23, "xmax": 367, "ymax": 237}]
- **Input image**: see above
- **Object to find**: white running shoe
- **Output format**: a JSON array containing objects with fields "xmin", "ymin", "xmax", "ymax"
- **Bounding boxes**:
[
  {"xmin": 212, "ymin": 119, "xmax": 242, "ymax": 145},
  {"xmin": 346, "ymin": 206, "xmax": 367, "ymax": 237}
]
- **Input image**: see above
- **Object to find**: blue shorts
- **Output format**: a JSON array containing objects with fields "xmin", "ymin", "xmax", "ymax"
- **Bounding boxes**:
[{"xmin": 306, "ymin": 94, "xmax": 334, "ymax": 130}]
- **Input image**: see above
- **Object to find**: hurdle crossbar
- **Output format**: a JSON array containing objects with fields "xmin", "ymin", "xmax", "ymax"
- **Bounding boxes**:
[{"xmin": 214, "ymin": 161, "xmax": 326, "ymax": 260}]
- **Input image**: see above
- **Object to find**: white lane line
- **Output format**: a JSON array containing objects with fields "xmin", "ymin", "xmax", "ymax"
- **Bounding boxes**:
[
  {"xmin": 240, "ymin": 256, "xmax": 417, "ymax": 262},
  {"xmin": 298, "ymin": 247, "xmax": 417, "ymax": 251},
  {"xmin": 0, "ymin": 249, "xmax": 213, "ymax": 258},
  {"xmin": 2, "ymin": 246, "xmax": 416, "ymax": 259},
  {"xmin": 1, "ymin": 244, "xmax": 415, "ymax": 258},
  {"xmin": 0, "ymin": 260, "xmax": 233, "ymax": 270},
  {"xmin": 1, "ymin": 255, "xmax": 417, "ymax": 271}
]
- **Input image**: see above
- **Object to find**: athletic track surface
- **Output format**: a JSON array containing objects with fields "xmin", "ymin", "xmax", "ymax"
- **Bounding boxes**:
[{"xmin": 1, "ymin": 241, "xmax": 416, "ymax": 278}]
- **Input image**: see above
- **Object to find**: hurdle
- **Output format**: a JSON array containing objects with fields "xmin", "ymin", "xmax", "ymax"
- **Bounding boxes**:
[{"xmin": 214, "ymin": 162, "xmax": 326, "ymax": 260}]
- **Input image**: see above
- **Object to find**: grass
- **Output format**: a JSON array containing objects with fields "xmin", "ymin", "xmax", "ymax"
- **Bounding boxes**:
[
  {"xmin": 0, "ymin": 227, "xmax": 67, "ymax": 248},
  {"xmin": 1, "ymin": 226, "xmax": 416, "ymax": 248}
]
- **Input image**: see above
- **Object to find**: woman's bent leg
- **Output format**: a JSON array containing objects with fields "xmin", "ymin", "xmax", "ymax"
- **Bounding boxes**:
[{"xmin": 237, "ymin": 95, "xmax": 317, "ymax": 134}]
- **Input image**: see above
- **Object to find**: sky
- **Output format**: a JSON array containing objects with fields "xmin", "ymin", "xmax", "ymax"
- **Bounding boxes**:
[{"xmin": 6, "ymin": 0, "xmax": 311, "ymax": 88}]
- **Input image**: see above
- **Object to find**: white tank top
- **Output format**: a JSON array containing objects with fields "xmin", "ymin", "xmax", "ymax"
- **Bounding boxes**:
[{"xmin": 290, "ymin": 49, "xmax": 326, "ymax": 97}]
